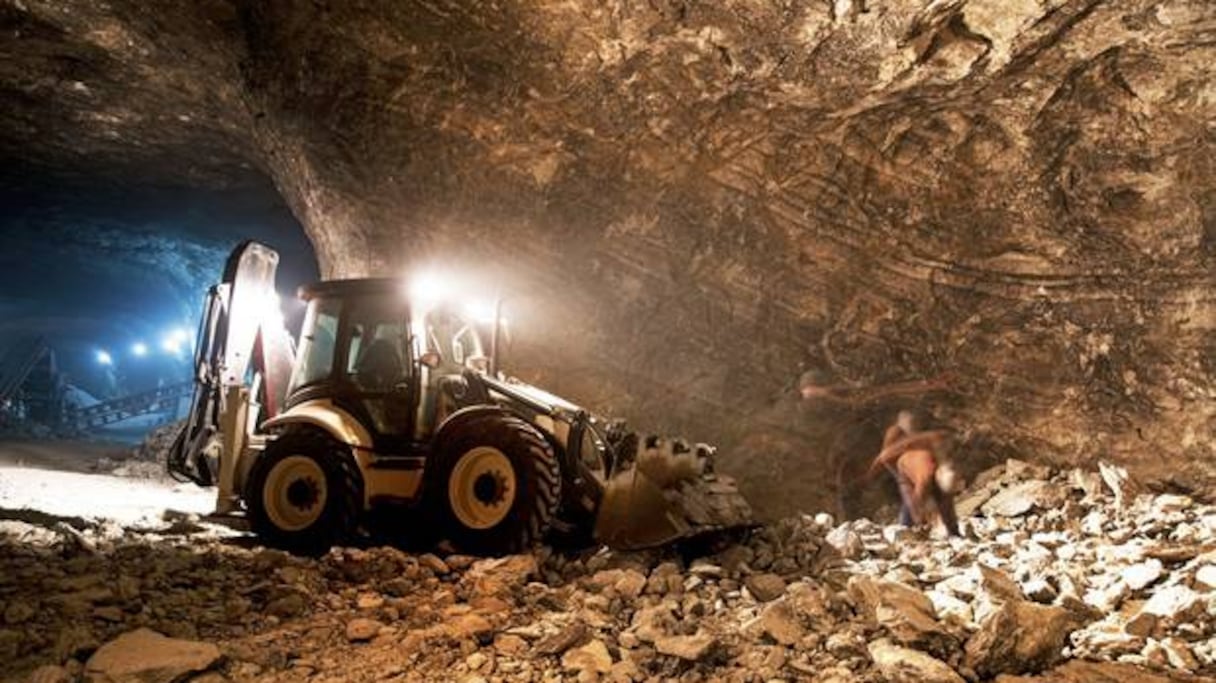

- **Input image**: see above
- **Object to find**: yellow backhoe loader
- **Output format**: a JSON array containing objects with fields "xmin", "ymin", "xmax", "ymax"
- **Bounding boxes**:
[{"xmin": 169, "ymin": 242, "xmax": 753, "ymax": 555}]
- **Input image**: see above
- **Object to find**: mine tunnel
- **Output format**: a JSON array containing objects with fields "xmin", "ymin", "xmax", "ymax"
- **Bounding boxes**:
[{"xmin": 0, "ymin": 1, "xmax": 1213, "ymax": 681}]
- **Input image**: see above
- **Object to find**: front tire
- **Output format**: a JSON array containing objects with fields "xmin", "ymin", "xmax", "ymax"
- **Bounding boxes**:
[
  {"xmin": 429, "ymin": 414, "xmax": 560, "ymax": 555},
  {"xmin": 246, "ymin": 429, "xmax": 362, "ymax": 556}
]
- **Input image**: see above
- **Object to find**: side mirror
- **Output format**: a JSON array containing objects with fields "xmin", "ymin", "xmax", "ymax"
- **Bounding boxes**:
[{"xmin": 419, "ymin": 350, "xmax": 443, "ymax": 369}]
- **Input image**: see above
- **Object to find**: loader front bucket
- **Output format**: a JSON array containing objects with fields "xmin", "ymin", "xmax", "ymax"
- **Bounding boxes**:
[{"xmin": 592, "ymin": 438, "xmax": 755, "ymax": 550}]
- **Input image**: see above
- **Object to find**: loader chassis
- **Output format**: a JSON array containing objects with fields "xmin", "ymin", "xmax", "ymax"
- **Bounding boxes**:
[{"xmin": 171, "ymin": 241, "xmax": 753, "ymax": 556}]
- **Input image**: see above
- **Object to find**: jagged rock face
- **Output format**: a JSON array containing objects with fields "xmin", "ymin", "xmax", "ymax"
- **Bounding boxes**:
[{"xmin": 2, "ymin": 0, "xmax": 1213, "ymax": 517}]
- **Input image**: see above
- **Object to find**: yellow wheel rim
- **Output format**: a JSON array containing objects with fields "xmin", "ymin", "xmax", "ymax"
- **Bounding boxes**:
[
  {"xmin": 263, "ymin": 455, "xmax": 328, "ymax": 532},
  {"xmin": 448, "ymin": 446, "xmax": 516, "ymax": 530}
]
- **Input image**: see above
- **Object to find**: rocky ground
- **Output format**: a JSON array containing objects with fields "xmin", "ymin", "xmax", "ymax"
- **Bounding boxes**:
[{"xmin": 3, "ymin": 459, "xmax": 1216, "ymax": 683}]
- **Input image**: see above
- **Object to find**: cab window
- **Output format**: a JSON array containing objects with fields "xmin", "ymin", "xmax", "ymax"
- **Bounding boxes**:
[
  {"xmin": 424, "ymin": 307, "xmax": 485, "ymax": 374},
  {"xmin": 288, "ymin": 298, "xmax": 341, "ymax": 393},
  {"xmin": 346, "ymin": 295, "xmax": 409, "ymax": 392}
]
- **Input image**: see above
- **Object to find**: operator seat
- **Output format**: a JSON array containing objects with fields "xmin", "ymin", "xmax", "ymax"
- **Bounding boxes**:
[{"xmin": 354, "ymin": 338, "xmax": 403, "ymax": 391}]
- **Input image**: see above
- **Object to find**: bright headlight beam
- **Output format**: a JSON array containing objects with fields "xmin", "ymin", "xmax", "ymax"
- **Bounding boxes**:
[
  {"xmin": 408, "ymin": 271, "xmax": 446, "ymax": 306},
  {"xmin": 463, "ymin": 299, "xmax": 498, "ymax": 325},
  {"xmin": 96, "ymin": 350, "xmax": 113, "ymax": 366},
  {"xmin": 131, "ymin": 342, "xmax": 148, "ymax": 357}
]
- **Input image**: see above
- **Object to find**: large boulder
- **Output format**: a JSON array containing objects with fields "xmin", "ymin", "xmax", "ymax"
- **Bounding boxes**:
[
  {"xmin": 964, "ymin": 601, "xmax": 1084, "ymax": 678},
  {"xmin": 84, "ymin": 629, "xmax": 221, "ymax": 683},
  {"xmin": 847, "ymin": 576, "xmax": 958, "ymax": 657}
]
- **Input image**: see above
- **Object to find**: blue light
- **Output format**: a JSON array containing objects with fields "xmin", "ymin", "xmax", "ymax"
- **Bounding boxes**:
[
  {"xmin": 162, "ymin": 327, "xmax": 192, "ymax": 355},
  {"xmin": 96, "ymin": 350, "xmax": 113, "ymax": 366},
  {"xmin": 132, "ymin": 342, "xmax": 148, "ymax": 357}
]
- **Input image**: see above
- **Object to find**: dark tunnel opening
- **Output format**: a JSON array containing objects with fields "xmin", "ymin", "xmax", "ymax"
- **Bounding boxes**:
[{"xmin": 0, "ymin": 171, "xmax": 317, "ymax": 443}]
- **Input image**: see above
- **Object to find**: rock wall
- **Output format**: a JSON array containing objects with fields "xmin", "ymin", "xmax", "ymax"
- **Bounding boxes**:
[{"xmin": 3, "ymin": 0, "xmax": 1213, "ymax": 517}]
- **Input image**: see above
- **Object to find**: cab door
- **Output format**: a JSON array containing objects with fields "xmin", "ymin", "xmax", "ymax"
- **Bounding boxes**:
[{"xmin": 337, "ymin": 293, "xmax": 418, "ymax": 453}]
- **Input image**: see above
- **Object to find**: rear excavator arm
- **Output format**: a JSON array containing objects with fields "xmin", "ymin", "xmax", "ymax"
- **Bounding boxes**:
[{"xmin": 168, "ymin": 241, "xmax": 296, "ymax": 515}]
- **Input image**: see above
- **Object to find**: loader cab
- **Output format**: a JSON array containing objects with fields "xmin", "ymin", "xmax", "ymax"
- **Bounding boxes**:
[
  {"xmin": 284, "ymin": 278, "xmax": 491, "ymax": 452},
  {"xmin": 286, "ymin": 279, "xmax": 419, "ymax": 449}
]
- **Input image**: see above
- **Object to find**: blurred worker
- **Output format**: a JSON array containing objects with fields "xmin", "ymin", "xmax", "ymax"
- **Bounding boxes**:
[
  {"xmin": 867, "ymin": 410, "xmax": 961, "ymax": 536},
  {"xmin": 881, "ymin": 410, "xmax": 918, "ymax": 526},
  {"xmin": 797, "ymin": 368, "xmax": 956, "ymax": 520}
]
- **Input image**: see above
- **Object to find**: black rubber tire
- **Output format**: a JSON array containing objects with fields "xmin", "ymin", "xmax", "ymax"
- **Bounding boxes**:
[
  {"xmin": 246, "ymin": 429, "xmax": 363, "ymax": 556},
  {"xmin": 428, "ymin": 413, "xmax": 560, "ymax": 555}
]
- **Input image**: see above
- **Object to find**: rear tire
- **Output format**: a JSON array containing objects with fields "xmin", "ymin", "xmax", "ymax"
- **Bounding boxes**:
[
  {"xmin": 246, "ymin": 429, "xmax": 362, "ymax": 556},
  {"xmin": 428, "ymin": 413, "xmax": 560, "ymax": 555}
]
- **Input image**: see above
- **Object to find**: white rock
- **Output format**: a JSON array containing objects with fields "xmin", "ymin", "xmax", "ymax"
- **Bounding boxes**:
[
  {"xmin": 868, "ymin": 638, "xmax": 965, "ymax": 683},
  {"xmin": 1072, "ymin": 620, "xmax": 1146, "ymax": 656},
  {"xmin": 1122, "ymin": 559, "xmax": 1164, "ymax": 591},
  {"xmin": 981, "ymin": 481, "xmax": 1056, "ymax": 518},
  {"xmin": 1153, "ymin": 494, "xmax": 1194, "ymax": 515},
  {"xmin": 688, "ymin": 560, "xmax": 723, "ymax": 578},
  {"xmin": 1200, "ymin": 515, "xmax": 1216, "ymax": 535},
  {"xmin": 1081, "ymin": 511, "xmax": 1106, "ymax": 536},
  {"xmin": 927, "ymin": 590, "xmax": 973, "ymax": 624},
  {"xmin": 1098, "ymin": 461, "xmax": 1135, "ymax": 507},
  {"xmin": 1083, "ymin": 579, "xmax": 1129, "ymax": 613},
  {"xmin": 884, "ymin": 567, "xmax": 919, "ymax": 585},
  {"xmin": 825, "ymin": 526, "xmax": 865, "ymax": 560},
  {"xmin": 1030, "ymin": 531, "xmax": 1068, "ymax": 549},
  {"xmin": 1098, "ymin": 542, "xmax": 1145, "ymax": 565},
  {"xmin": 1194, "ymin": 564, "xmax": 1216, "ymax": 590},
  {"xmin": 1143, "ymin": 639, "xmax": 1170, "ymax": 667},
  {"xmin": 1193, "ymin": 638, "xmax": 1216, "ymax": 666},
  {"xmin": 937, "ymin": 572, "xmax": 979, "ymax": 600},
  {"xmin": 1170, "ymin": 522, "xmax": 1201, "ymax": 543},
  {"xmin": 1054, "ymin": 572, "xmax": 1083, "ymax": 602},
  {"xmin": 1141, "ymin": 584, "xmax": 1203, "ymax": 621},
  {"xmin": 1021, "ymin": 578, "xmax": 1057, "ymax": 603},
  {"xmin": 1068, "ymin": 469, "xmax": 1105, "ymax": 499},
  {"xmin": 1161, "ymin": 637, "xmax": 1200, "ymax": 671},
  {"xmin": 882, "ymin": 525, "xmax": 916, "ymax": 545}
]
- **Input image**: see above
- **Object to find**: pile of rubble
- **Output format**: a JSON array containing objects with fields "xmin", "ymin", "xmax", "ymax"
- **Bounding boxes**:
[
  {"xmin": 94, "ymin": 422, "xmax": 184, "ymax": 480},
  {"xmin": 3, "ymin": 458, "xmax": 1215, "ymax": 682},
  {"xmin": 129, "ymin": 422, "xmax": 185, "ymax": 466}
]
